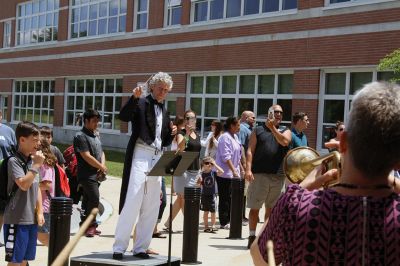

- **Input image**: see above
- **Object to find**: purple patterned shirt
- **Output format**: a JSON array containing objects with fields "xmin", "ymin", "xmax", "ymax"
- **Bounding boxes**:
[{"xmin": 258, "ymin": 184, "xmax": 400, "ymax": 265}]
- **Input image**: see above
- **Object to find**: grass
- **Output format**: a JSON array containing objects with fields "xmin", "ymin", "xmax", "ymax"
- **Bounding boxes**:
[{"xmin": 53, "ymin": 142, "xmax": 172, "ymax": 186}]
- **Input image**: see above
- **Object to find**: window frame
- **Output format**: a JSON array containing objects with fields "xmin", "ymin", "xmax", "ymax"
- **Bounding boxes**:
[
  {"xmin": 187, "ymin": 71, "xmax": 293, "ymax": 137},
  {"xmin": 3, "ymin": 21, "xmax": 12, "ymax": 48},
  {"xmin": 164, "ymin": 0, "xmax": 182, "ymax": 27},
  {"xmin": 63, "ymin": 77, "xmax": 124, "ymax": 133},
  {"xmin": 134, "ymin": 0, "xmax": 149, "ymax": 31},
  {"xmin": 12, "ymin": 79, "xmax": 56, "ymax": 126},
  {"xmin": 15, "ymin": 0, "xmax": 60, "ymax": 46},
  {"xmin": 324, "ymin": 0, "xmax": 398, "ymax": 8},
  {"xmin": 190, "ymin": 0, "xmax": 297, "ymax": 24}
]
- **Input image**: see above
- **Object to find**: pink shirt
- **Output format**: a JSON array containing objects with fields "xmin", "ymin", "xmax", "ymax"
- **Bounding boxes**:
[{"xmin": 39, "ymin": 165, "xmax": 55, "ymax": 213}]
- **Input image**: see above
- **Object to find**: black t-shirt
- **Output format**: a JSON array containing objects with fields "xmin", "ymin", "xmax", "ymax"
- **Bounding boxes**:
[
  {"xmin": 73, "ymin": 127, "xmax": 103, "ymax": 180},
  {"xmin": 252, "ymin": 124, "xmax": 289, "ymax": 174},
  {"xmin": 181, "ymin": 132, "xmax": 201, "ymax": 171},
  {"xmin": 201, "ymin": 171, "xmax": 216, "ymax": 195}
]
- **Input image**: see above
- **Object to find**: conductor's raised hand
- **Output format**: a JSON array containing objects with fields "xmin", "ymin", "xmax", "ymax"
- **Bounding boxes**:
[
  {"xmin": 170, "ymin": 121, "xmax": 177, "ymax": 136},
  {"xmin": 132, "ymin": 86, "xmax": 143, "ymax": 99}
]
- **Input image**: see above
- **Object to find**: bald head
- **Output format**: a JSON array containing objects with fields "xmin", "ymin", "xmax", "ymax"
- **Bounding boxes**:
[{"xmin": 241, "ymin": 111, "xmax": 255, "ymax": 127}]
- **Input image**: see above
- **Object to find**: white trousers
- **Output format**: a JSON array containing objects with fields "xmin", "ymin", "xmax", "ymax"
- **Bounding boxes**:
[{"xmin": 113, "ymin": 144, "xmax": 162, "ymax": 254}]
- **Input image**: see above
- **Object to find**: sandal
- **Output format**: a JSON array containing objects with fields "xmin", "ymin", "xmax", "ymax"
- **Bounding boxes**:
[
  {"xmin": 146, "ymin": 248, "xmax": 159, "ymax": 255},
  {"xmin": 204, "ymin": 228, "xmax": 212, "ymax": 233},
  {"xmin": 152, "ymin": 232, "xmax": 167, "ymax": 238},
  {"xmin": 163, "ymin": 227, "xmax": 174, "ymax": 233}
]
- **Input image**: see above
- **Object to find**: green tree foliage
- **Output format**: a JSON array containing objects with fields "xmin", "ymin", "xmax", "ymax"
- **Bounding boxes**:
[{"xmin": 378, "ymin": 48, "xmax": 400, "ymax": 82}]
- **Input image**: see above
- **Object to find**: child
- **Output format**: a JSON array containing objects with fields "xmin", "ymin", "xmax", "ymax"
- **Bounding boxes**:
[
  {"xmin": 198, "ymin": 156, "xmax": 224, "ymax": 233},
  {"xmin": 3, "ymin": 121, "xmax": 45, "ymax": 266},
  {"xmin": 40, "ymin": 126, "xmax": 66, "ymax": 168},
  {"xmin": 37, "ymin": 137, "xmax": 58, "ymax": 247}
]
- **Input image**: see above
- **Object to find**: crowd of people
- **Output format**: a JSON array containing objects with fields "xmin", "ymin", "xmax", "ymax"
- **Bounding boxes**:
[{"xmin": 1, "ymin": 71, "xmax": 399, "ymax": 265}]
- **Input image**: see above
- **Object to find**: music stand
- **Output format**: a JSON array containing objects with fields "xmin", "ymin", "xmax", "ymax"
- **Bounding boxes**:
[{"xmin": 148, "ymin": 151, "xmax": 198, "ymax": 266}]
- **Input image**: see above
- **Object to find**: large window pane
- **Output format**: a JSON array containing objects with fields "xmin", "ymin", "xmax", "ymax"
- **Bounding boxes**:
[
  {"xmin": 278, "ymin": 74, "xmax": 293, "ymax": 94},
  {"xmin": 258, "ymin": 75, "xmax": 274, "ymax": 94},
  {"xmin": 226, "ymin": 0, "xmax": 241, "ymax": 18},
  {"xmin": 257, "ymin": 99, "xmax": 272, "ymax": 118},
  {"xmin": 205, "ymin": 98, "xmax": 218, "ymax": 117},
  {"xmin": 350, "ymin": 72, "xmax": 372, "ymax": 95},
  {"xmin": 325, "ymin": 73, "xmax": 345, "ymax": 94},
  {"xmin": 239, "ymin": 75, "xmax": 255, "ymax": 94},
  {"xmin": 190, "ymin": 98, "xmax": 202, "ymax": 115},
  {"xmin": 191, "ymin": 77, "xmax": 203, "ymax": 94},
  {"xmin": 166, "ymin": 101, "xmax": 176, "ymax": 116},
  {"xmin": 283, "ymin": 0, "xmax": 297, "ymax": 10},
  {"xmin": 277, "ymin": 99, "xmax": 291, "ymax": 122},
  {"xmin": 137, "ymin": 13, "xmax": 147, "ymax": 29},
  {"xmin": 221, "ymin": 98, "xmax": 235, "ymax": 117},
  {"xmin": 377, "ymin": 71, "xmax": 395, "ymax": 82},
  {"xmin": 206, "ymin": 76, "xmax": 219, "ymax": 94},
  {"xmin": 238, "ymin": 98, "xmax": 254, "ymax": 116},
  {"xmin": 194, "ymin": 2, "xmax": 208, "ymax": 22},
  {"xmin": 244, "ymin": 0, "xmax": 259, "ymax": 15},
  {"xmin": 263, "ymin": 0, "xmax": 279, "ymax": 12},
  {"xmin": 222, "ymin": 76, "xmax": 237, "ymax": 94},
  {"xmin": 323, "ymin": 100, "xmax": 344, "ymax": 123},
  {"xmin": 210, "ymin": 0, "xmax": 224, "ymax": 20}
]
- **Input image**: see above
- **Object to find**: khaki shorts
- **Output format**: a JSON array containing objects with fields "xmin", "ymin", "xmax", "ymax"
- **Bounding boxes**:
[{"xmin": 246, "ymin": 173, "xmax": 285, "ymax": 210}]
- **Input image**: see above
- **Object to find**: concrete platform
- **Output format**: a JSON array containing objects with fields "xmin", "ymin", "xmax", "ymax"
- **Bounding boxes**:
[{"xmin": 70, "ymin": 252, "xmax": 180, "ymax": 266}]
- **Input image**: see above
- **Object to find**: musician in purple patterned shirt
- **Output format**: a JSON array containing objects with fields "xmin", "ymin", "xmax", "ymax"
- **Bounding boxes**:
[{"xmin": 251, "ymin": 81, "xmax": 400, "ymax": 265}]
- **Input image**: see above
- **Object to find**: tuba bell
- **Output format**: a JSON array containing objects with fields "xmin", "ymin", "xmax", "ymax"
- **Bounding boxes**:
[{"xmin": 283, "ymin": 147, "xmax": 340, "ymax": 186}]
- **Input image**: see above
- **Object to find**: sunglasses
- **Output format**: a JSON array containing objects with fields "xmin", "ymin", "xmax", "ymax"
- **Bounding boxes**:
[
  {"xmin": 185, "ymin": 117, "xmax": 196, "ymax": 121},
  {"xmin": 274, "ymin": 111, "xmax": 283, "ymax": 114},
  {"xmin": 204, "ymin": 162, "xmax": 213, "ymax": 166},
  {"xmin": 338, "ymin": 128, "xmax": 344, "ymax": 131}
]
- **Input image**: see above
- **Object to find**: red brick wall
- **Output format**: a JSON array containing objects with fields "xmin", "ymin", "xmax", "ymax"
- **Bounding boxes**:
[
  {"xmin": 181, "ymin": 0, "xmax": 191, "ymax": 25},
  {"xmin": 53, "ymin": 78, "xmax": 65, "ymax": 127},
  {"xmin": 0, "ymin": 22, "xmax": 4, "ymax": 48},
  {"xmin": 298, "ymin": 0, "xmax": 324, "ymax": 10},
  {"xmin": 293, "ymin": 70, "xmax": 320, "ymax": 94},
  {"xmin": 58, "ymin": 7, "xmax": 69, "ymax": 41},
  {"xmin": 149, "ymin": 0, "xmax": 165, "ymax": 29},
  {"xmin": 126, "ymin": 0, "xmax": 134, "ymax": 32}
]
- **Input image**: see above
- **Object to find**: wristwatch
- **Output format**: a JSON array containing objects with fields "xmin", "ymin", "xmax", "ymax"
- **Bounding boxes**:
[{"xmin": 29, "ymin": 167, "xmax": 39, "ymax": 175}]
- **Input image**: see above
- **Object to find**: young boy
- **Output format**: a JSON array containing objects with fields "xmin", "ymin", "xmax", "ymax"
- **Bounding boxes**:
[
  {"xmin": 3, "ymin": 121, "xmax": 45, "ymax": 266},
  {"xmin": 198, "ymin": 156, "xmax": 223, "ymax": 233}
]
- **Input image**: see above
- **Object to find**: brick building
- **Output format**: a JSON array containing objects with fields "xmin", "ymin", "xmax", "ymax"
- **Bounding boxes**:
[{"xmin": 0, "ymin": 0, "xmax": 398, "ymax": 151}]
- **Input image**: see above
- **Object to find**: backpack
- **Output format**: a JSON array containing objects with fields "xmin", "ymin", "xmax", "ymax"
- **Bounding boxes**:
[
  {"xmin": 0, "ymin": 155, "xmax": 28, "ymax": 212},
  {"xmin": 63, "ymin": 145, "xmax": 77, "ymax": 178},
  {"xmin": 53, "ymin": 164, "xmax": 70, "ymax": 197}
]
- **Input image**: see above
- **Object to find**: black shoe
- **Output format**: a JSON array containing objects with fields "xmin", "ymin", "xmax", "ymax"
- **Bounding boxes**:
[
  {"xmin": 247, "ymin": 235, "xmax": 256, "ymax": 249},
  {"xmin": 113, "ymin": 252, "xmax": 123, "ymax": 260},
  {"xmin": 134, "ymin": 252, "xmax": 150, "ymax": 259}
]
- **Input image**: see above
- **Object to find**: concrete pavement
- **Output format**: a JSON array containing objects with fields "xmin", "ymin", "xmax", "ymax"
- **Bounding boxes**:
[{"xmin": 1, "ymin": 176, "xmax": 263, "ymax": 266}]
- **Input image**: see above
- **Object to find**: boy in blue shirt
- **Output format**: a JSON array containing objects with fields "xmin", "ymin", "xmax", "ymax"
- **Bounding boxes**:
[{"xmin": 198, "ymin": 156, "xmax": 223, "ymax": 233}]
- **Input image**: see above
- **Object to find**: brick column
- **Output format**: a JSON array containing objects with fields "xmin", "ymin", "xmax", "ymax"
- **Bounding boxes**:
[
  {"xmin": 53, "ymin": 78, "xmax": 65, "ymax": 127},
  {"xmin": 181, "ymin": 0, "xmax": 191, "ymax": 25},
  {"xmin": 148, "ymin": 0, "xmax": 164, "ymax": 29},
  {"xmin": 0, "ymin": 22, "xmax": 4, "ymax": 48},
  {"xmin": 126, "ymin": 0, "xmax": 134, "ymax": 32},
  {"xmin": 298, "ymin": 0, "xmax": 324, "ymax": 10},
  {"xmin": 292, "ymin": 69, "xmax": 321, "ymax": 149},
  {"xmin": 0, "ymin": 79, "xmax": 13, "ymax": 121},
  {"xmin": 58, "ymin": 0, "xmax": 69, "ymax": 41}
]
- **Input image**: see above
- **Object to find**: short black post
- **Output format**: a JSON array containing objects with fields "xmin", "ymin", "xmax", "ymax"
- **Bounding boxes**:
[
  {"xmin": 48, "ymin": 197, "xmax": 73, "ymax": 266},
  {"xmin": 181, "ymin": 187, "xmax": 202, "ymax": 264},
  {"xmin": 229, "ymin": 178, "xmax": 244, "ymax": 239}
]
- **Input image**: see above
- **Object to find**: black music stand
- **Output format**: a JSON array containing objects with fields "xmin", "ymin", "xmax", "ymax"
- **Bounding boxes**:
[{"xmin": 148, "ymin": 151, "xmax": 198, "ymax": 266}]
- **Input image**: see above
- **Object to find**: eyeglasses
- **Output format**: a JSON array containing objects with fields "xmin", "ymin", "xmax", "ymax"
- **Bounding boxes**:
[
  {"xmin": 185, "ymin": 117, "xmax": 196, "ymax": 121},
  {"xmin": 274, "ymin": 111, "xmax": 283, "ymax": 114},
  {"xmin": 204, "ymin": 162, "xmax": 213, "ymax": 166}
]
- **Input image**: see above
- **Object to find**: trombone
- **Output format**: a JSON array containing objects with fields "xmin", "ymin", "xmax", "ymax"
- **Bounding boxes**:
[{"xmin": 283, "ymin": 147, "xmax": 341, "ymax": 186}]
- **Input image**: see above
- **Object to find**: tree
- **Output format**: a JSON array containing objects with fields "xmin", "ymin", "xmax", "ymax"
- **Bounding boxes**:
[{"xmin": 378, "ymin": 48, "xmax": 400, "ymax": 82}]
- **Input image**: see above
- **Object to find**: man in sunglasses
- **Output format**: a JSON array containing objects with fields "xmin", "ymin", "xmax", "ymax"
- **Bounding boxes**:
[
  {"xmin": 290, "ymin": 112, "xmax": 309, "ymax": 149},
  {"xmin": 244, "ymin": 105, "xmax": 291, "ymax": 249}
]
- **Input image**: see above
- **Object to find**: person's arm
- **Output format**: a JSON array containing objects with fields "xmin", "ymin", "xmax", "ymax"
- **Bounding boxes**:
[
  {"xmin": 13, "ymin": 151, "xmax": 45, "ymax": 191},
  {"xmin": 79, "ymin": 151, "xmax": 107, "ymax": 173},
  {"xmin": 201, "ymin": 132, "xmax": 213, "ymax": 147},
  {"xmin": 119, "ymin": 90, "xmax": 141, "ymax": 122},
  {"xmin": 299, "ymin": 166, "xmax": 338, "ymax": 190},
  {"xmin": 245, "ymin": 131, "xmax": 257, "ymax": 182},
  {"xmin": 219, "ymin": 136, "xmax": 239, "ymax": 177},
  {"xmin": 36, "ymin": 186, "xmax": 45, "ymax": 226},
  {"xmin": 324, "ymin": 139, "xmax": 340, "ymax": 150},
  {"xmin": 176, "ymin": 133, "xmax": 185, "ymax": 153}
]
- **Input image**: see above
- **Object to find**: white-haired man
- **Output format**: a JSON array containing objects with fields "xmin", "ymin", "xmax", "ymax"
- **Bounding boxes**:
[{"xmin": 113, "ymin": 72, "xmax": 177, "ymax": 260}]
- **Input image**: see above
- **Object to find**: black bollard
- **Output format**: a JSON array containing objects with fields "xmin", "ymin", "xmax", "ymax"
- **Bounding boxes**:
[
  {"xmin": 229, "ymin": 178, "xmax": 244, "ymax": 239},
  {"xmin": 48, "ymin": 197, "xmax": 73, "ymax": 266},
  {"xmin": 181, "ymin": 187, "xmax": 202, "ymax": 264}
]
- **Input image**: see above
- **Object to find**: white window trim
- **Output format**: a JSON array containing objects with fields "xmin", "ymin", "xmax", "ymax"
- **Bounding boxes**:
[
  {"xmin": 186, "ymin": 71, "xmax": 293, "ymax": 137},
  {"xmin": 69, "ymin": 0, "xmax": 127, "ymax": 39},
  {"xmin": 15, "ymin": 0, "xmax": 60, "ymax": 46},
  {"xmin": 63, "ymin": 77, "xmax": 124, "ymax": 133},
  {"xmin": 164, "ymin": 0, "xmax": 182, "ymax": 27},
  {"xmin": 324, "ymin": 0, "xmax": 398, "ymax": 10},
  {"xmin": 134, "ymin": 0, "xmax": 149, "ymax": 31},
  {"xmin": 3, "ymin": 21, "xmax": 12, "ymax": 48},
  {"xmin": 190, "ymin": 0, "xmax": 297, "ymax": 24}
]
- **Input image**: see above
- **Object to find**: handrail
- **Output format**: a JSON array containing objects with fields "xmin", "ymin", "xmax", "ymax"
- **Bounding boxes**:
[{"xmin": 50, "ymin": 208, "xmax": 99, "ymax": 266}]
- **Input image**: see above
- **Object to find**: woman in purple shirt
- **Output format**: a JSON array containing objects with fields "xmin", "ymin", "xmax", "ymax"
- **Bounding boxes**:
[
  {"xmin": 251, "ymin": 81, "xmax": 400, "ymax": 265},
  {"xmin": 215, "ymin": 117, "xmax": 242, "ymax": 229}
]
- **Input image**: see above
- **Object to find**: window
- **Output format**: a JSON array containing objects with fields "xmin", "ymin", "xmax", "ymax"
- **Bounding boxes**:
[
  {"xmin": 165, "ymin": 0, "xmax": 182, "ymax": 26},
  {"xmin": 3, "ymin": 21, "xmax": 11, "ymax": 48},
  {"xmin": 13, "ymin": 80, "xmax": 55, "ymax": 125},
  {"xmin": 70, "ymin": 0, "xmax": 126, "ymax": 39},
  {"xmin": 0, "ymin": 96, "xmax": 9, "ymax": 122},
  {"xmin": 327, "ymin": 0, "xmax": 394, "ymax": 6},
  {"xmin": 188, "ymin": 72, "xmax": 293, "ymax": 137},
  {"xmin": 135, "ymin": 0, "xmax": 148, "ymax": 30},
  {"xmin": 16, "ymin": 0, "xmax": 59, "ymax": 45},
  {"xmin": 318, "ymin": 69, "xmax": 395, "ymax": 150},
  {"xmin": 65, "ymin": 78, "xmax": 123, "ymax": 130},
  {"xmin": 192, "ymin": 0, "xmax": 296, "ymax": 22}
]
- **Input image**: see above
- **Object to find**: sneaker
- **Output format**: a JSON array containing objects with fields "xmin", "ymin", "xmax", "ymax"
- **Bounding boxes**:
[
  {"xmin": 223, "ymin": 223, "xmax": 230, "ymax": 229},
  {"xmin": 242, "ymin": 220, "xmax": 249, "ymax": 226},
  {"xmin": 247, "ymin": 235, "xmax": 256, "ymax": 249},
  {"xmin": 113, "ymin": 252, "xmax": 123, "ymax": 260}
]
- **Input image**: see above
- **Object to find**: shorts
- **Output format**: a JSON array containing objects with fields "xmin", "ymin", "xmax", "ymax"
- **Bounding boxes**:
[
  {"xmin": 173, "ymin": 170, "xmax": 199, "ymax": 195},
  {"xmin": 200, "ymin": 194, "xmax": 216, "ymax": 213},
  {"xmin": 38, "ymin": 213, "xmax": 51, "ymax": 234},
  {"xmin": 247, "ymin": 173, "xmax": 285, "ymax": 209},
  {"xmin": 4, "ymin": 224, "xmax": 38, "ymax": 263}
]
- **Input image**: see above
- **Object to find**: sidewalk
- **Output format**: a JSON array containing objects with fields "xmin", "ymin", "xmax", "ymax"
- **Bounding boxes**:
[{"xmin": 2, "ymin": 176, "xmax": 262, "ymax": 266}]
